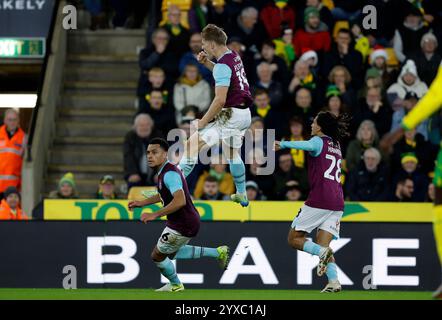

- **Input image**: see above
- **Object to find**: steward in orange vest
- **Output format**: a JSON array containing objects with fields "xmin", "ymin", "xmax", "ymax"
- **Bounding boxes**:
[
  {"xmin": 0, "ymin": 186, "xmax": 27, "ymax": 220},
  {"xmin": 0, "ymin": 109, "xmax": 26, "ymax": 193}
]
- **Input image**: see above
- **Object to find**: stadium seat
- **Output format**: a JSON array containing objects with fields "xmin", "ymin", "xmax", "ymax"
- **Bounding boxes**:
[
  {"xmin": 333, "ymin": 20, "xmax": 350, "ymax": 40},
  {"xmin": 160, "ymin": 0, "xmax": 192, "ymax": 29}
]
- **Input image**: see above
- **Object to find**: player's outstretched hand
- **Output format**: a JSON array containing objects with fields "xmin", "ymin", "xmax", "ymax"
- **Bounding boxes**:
[
  {"xmin": 141, "ymin": 213, "xmax": 157, "ymax": 224},
  {"xmin": 273, "ymin": 140, "xmax": 281, "ymax": 151},
  {"xmin": 128, "ymin": 200, "xmax": 143, "ymax": 211},
  {"xmin": 197, "ymin": 51, "xmax": 209, "ymax": 64}
]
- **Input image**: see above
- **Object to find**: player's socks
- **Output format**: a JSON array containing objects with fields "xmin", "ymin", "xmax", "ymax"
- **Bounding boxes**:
[
  {"xmin": 155, "ymin": 258, "xmax": 181, "ymax": 285},
  {"xmin": 228, "ymin": 157, "xmax": 246, "ymax": 194},
  {"xmin": 178, "ymin": 156, "xmax": 197, "ymax": 178},
  {"xmin": 326, "ymin": 262, "xmax": 338, "ymax": 281},
  {"xmin": 302, "ymin": 240, "xmax": 326, "ymax": 256},
  {"xmin": 434, "ymin": 205, "xmax": 442, "ymax": 265},
  {"xmin": 174, "ymin": 245, "xmax": 219, "ymax": 259}
]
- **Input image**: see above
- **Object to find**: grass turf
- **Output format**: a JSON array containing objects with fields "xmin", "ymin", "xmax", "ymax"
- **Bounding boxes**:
[{"xmin": 0, "ymin": 289, "xmax": 433, "ymax": 300}]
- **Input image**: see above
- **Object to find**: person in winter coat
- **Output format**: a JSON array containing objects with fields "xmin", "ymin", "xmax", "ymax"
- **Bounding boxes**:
[
  {"xmin": 387, "ymin": 59, "xmax": 428, "ymax": 111},
  {"xmin": 173, "ymin": 63, "xmax": 212, "ymax": 124},
  {"xmin": 260, "ymin": 0, "xmax": 295, "ymax": 39}
]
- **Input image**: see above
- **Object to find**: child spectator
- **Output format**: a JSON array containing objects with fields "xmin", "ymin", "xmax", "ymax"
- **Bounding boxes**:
[
  {"xmin": 49, "ymin": 173, "xmax": 79, "ymax": 199},
  {"xmin": 96, "ymin": 175, "xmax": 119, "ymax": 199},
  {"xmin": 0, "ymin": 186, "xmax": 27, "ymax": 220}
]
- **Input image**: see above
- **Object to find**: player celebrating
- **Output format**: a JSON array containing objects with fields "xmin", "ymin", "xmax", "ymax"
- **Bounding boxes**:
[
  {"xmin": 178, "ymin": 24, "xmax": 253, "ymax": 207},
  {"xmin": 274, "ymin": 111, "xmax": 350, "ymax": 293},
  {"xmin": 382, "ymin": 62, "xmax": 442, "ymax": 299},
  {"xmin": 128, "ymin": 138, "xmax": 230, "ymax": 292}
]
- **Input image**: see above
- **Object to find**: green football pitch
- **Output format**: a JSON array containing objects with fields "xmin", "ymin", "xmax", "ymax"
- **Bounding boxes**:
[{"xmin": 0, "ymin": 289, "xmax": 434, "ymax": 300}]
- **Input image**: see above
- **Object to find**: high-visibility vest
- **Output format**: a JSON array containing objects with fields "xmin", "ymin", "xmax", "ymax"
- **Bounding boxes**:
[
  {"xmin": 0, "ymin": 125, "xmax": 26, "ymax": 193},
  {"xmin": 0, "ymin": 199, "xmax": 26, "ymax": 220}
]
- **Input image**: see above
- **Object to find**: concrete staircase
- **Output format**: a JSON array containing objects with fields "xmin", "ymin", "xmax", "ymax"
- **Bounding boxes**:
[{"xmin": 46, "ymin": 30, "xmax": 145, "ymax": 198}]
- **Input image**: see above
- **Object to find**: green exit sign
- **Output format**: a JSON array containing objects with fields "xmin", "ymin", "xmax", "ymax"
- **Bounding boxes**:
[{"xmin": 0, "ymin": 38, "xmax": 45, "ymax": 58}]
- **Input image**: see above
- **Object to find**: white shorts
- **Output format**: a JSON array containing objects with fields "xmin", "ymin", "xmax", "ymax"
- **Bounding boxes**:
[
  {"xmin": 200, "ymin": 107, "xmax": 251, "ymax": 149},
  {"xmin": 156, "ymin": 226, "xmax": 192, "ymax": 255},
  {"xmin": 291, "ymin": 204, "xmax": 343, "ymax": 239}
]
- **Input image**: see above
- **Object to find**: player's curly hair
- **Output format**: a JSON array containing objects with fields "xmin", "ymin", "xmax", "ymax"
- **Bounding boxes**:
[{"xmin": 316, "ymin": 111, "xmax": 351, "ymax": 143}]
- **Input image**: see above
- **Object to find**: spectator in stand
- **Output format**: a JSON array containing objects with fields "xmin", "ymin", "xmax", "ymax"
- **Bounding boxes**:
[
  {"xmin": 350, "ymin": 20, "xmax": 370, "ymax": 63},
  {"xmin": 427, "ymin": 183, "xmax": 436, "ymax": 203},
  {"xmin": 393, "ymin": 6, "xmax": 430, "ymax": 63},
  {"xmin": 198, "ymin": 176, "xmax": 229, "ymax": 200},
  {"xmin": 387, "ymin": 60, "xmax": 428, "ymax": 111},
  {"xmin": 345, "ymin": 120, "xmax": 381, "ymax": 173},
  {"xmin": 138, "ymin": 28, "xmax": 179, "ymax": 89},
  {"xmin": 390, "ymin": 91, "xmax": 429, "ymax": 141},
  {"xmin": 391, "ymin": 128, "xmax": 435, "ymax": 177},
  {"xmin": 253, "ymin": 62, "xmax": 284, "ymax": 109},
  {"xmin": 193, "ymin": 154, "xmax": 235, "ymax": 199},
  {"xmin": 290, "ymin": 87, "xmax": 316, "ymax": 126},
  {"xmin": 273, "ymin": 27, "xmax": 296, "ymax": 68},
  {"xmin": 304, "ymin": 0, "xmax": 334, "ymax": 32},
  {"xmin": 260, "ymin": 0, "xmax": 296, "ymax": 39},
  {"xmin": 367, "ymin": 47, "xmax": 396, "ymax": 89},
  {"xmin": 0, "ymin": 186, "xmax": 26, "ymax": 220},
  {"xmin": 284, "ymin": 180, "xmax": 303, "ymax": 201},
  {"xmin": 390, "ymin": 177, "xmax": 414, "ymax": 202},
  {"xmin": 245, "ymin": 180, "xmax": 265, "ymax": 201},
  {"xmin": 137, "ymin": 67, "xmax": 172, "ymax": 113},
  {"xmin": 354, "ymin": 87, "xmax": 392, "ymax": 138},
  {"xmin": 188, "ymin": 0, "xmax": 213, "ymax": 33},
  {"xmin": 288, "ymin": 59, "xmax": 317, "ymax": 96},
  {"xmin": 409, "ymin": 32, "xmax": 442, "ymax": 87},
  {"xmin": 255, "ymin": 40, "xmax": 289, "ymax": 86},
  {"xmin": 293, "ymin": 6, "xmax": 331, "ymax": 58},
  {"xmin": 225, "ymin": 7, "xmax": 269, "ymax": 58},
  {"xmin": 393, "ymin": 153, "xmax": 429, "ymax": 202},
  {"xmin": 323, "ymin": 85, "xmax": 347, "ymax": 117},
  {"xmin": 108, "ymin": 0, "xmax": 149, "ymax": 29},
  {"xmin": 250, "ymin": 89, "xmax": 282, "ymax": 133},
  {"xmin": 274, "ymin": 150, "xmax": 308, "ymax": 199},
  {"xmin": 141, "ymin": 89, "xmax": 176, "ymax": 135},
  {"xmin": 48, "ymin": 173, "xmax": 79, "ymax": 199},
  {"xmin": 327, "ymin": 65, "xmax": 357, "ymax": 112},
  {"xmin": 161, "ymin": 5, "xmax": 191, "ymax": 59},
  {"xmin": 323, "ymin": 28, "xmax": 364, "ymax": 90},
  {"xmin": 179, "ymin": 32, "xmax": 212, "ymax": 83},
  {"xmin": 0, "ymin": 109, "xmax": 26, "ymax": 196},
  {"xmin": 299, "ymin": 49, "xmax": 319, "ymax": 76},
  {"xmin": 96, "ymin": 175, "xmax": 119, "ymax": 199},
  {"xmin": 282, "ymin": 116, "xmax": 307, "ymax": 170},
  {"xmin": 346, "ymin": 147, "xmax": 390, "ymax": 201},
  {"xmin": 123, "ymin": 114, "xmax": 163, "ymax": 189},
  {"xmin": 210, "ymin": 0, "xmax": 228, "ymax": 29},
  {"xmin": 245, "ymin": 148, "xmax": 275, "ymax": 199},
  {"xmin": 173, "ymin": 63, "xmax": 211, "ymax": 124}
]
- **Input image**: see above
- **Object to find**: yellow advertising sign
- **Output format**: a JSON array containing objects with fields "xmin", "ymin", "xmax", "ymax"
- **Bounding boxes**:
[{"xmin": 43, "ymin": 200, "xmax": 434, "ymax": 222}]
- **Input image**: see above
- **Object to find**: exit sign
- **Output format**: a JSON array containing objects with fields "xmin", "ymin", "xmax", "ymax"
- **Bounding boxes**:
[{"xmin": 0, "ymin": 38, "xmax": 45, "ymax": 58}]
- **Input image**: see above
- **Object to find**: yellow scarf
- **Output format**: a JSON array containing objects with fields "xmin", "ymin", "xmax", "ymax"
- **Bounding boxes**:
[
  {"xmin": 256, "ymin": 105, "xmax": 271, "ymax": 118},
  {"xmin": 290, "ymin": 136, "xmax": 305, "ymax": 168},
  {"xmin": 405, "ymin": 138, "xmax": 417, "ymax": 148},
  {"xmin": 180, "ymin": 74, "xmax": 202, "ymax": 86}
]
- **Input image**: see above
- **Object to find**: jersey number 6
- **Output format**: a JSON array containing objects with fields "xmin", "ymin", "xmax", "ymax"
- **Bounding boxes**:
[{"xmin": 324, "ymin": 154, "xmax": 342, "ymax": 182}]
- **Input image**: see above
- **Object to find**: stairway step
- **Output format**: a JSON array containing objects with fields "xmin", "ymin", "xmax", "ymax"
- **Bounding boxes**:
[
  {"xmin": 68, "ymin": 29, "xmax": 145, "ymax": 55},
  {"xmin": 50, "ymin": 149, "xmax": 123, "ymax": 165},
  {"xmin": 64, "ymin": 64, "xmax": 140, "ymax": 82},
  {"xmin": 62, "ymin": 94, "xmax": 137, "ymax": 109},
  {"xmin": 65, "ymin": 80, "xmax": 138, "ymax": 90},
  {"xmin": 59, "ymin": 108, "xmax": 134, "ymax": 117},
  {"xmin": 54, "ymin": 136, "xmax": 125, "ymax": 145},
  {"xmin": 48, "ymin": 164, "xmax": 123, "ymax": 174},
  {"xmin": 68, "ymin": 54, "xmax": 138, "ymax": 63},
  {"xmin": 56, "ymin": 121, "xmax": 131, "ymax": 137},
  {"xmin": 47, "ymin": 171, "xmax": 123, "ymax": 181},
  {"xmin": 46, "ymin": 179, "xmax": 127, "ymax": 198}
]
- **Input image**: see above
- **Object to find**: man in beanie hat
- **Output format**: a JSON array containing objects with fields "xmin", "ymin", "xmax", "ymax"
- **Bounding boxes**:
[
  {"xmin": 409, "ymin": 32, "xmax": 442, "ymax": 86},
  {"xmin": 49, "ymin": 172, "xmax": 79, "ymax": 199},
  {"xmin": 293, "ymin": 6, "xmax": 331, "ymax": 57},
  {"xmin": 0, "ymin": 186, "xmax": 27, "ymax": 220}
]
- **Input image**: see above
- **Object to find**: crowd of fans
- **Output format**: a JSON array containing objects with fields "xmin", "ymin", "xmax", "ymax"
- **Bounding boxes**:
[
  {"xmin": 2, "ymin": 0, "xmax": 442, "ymax": 221},
  {"xmin": 127, "ymin": 0, "xmax": 442, "ymax": 203}
]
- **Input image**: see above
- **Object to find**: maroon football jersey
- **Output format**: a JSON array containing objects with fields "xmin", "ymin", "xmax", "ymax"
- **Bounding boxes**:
[
  {"xmin": 217, "ymin": 50, "xmax": 253, "ymax": 108},
  {"xmin": 305, "ymin": 136, "xmax": 345, "ymax": 211}
]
